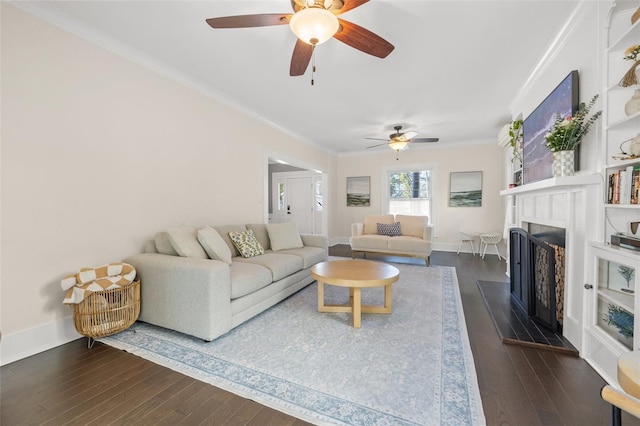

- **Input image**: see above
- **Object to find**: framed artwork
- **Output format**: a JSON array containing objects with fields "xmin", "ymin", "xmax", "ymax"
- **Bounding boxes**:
[
  {"xmin": 449, "ymin": 171, "xmax": 482, "ymax": 207},
  {"xmin": 347, "ymin": 176, "xmax": 370, "ymax": 207}
]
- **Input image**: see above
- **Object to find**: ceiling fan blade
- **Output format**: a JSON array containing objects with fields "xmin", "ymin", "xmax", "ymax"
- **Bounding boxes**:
[
  {"xmin": 290, "ymin": 39, "xmax": 314, "ymax": 76},
  {"xmin": 291, "ymin": 1, "xmax": 369, "ymax": 14},
  {"xmin": 334, "ymin": 0, "xmax": 370, "ymax": 15},
  {"xmin": 364, "ymin": 137, "xmax": 389, "ymax": 141},
  {"xmin": 403, "ymin": 131, "xmax": 418, "ymax": 140},
  {"xmin": 410, "ymin": 138, "xmax": 440, "ymax": 143},
  {"xmin": 333, "ymin": 19, "xmax": 394, "ymax": 58},
  {"xmin": 206, "ymin": 14, "xmax": 291, "ymax": 29},
  {"xmin": 366, "ymin": 142, "xmax": 390, "ymax": 149}
]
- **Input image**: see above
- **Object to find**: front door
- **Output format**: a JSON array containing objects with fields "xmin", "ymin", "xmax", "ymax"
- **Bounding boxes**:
[
  {"xmin": 272, "ymin": 171, "xmax": 320, "ymax": 234},
  {"xmin": 286, "ymin": 177, "xmax": 313, "ymax": 234}
]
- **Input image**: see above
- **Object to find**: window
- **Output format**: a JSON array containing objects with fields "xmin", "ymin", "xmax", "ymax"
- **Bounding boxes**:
[
  {"xmin": 314, "ymin": 178, "xmax": 323, "ymax": 211},
  {"xmin": 277, "ymin": 182, "xmax": 285, "ymax": 211},
  {"xmin": 383, "ymin": 164, "xmax": 436, "ymax": 225}
]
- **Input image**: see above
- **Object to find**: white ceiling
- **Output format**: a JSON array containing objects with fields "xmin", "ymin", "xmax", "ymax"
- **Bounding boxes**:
[{"xmin": 19, "ymin": 0, "xmax": 580, "ymax": 154}]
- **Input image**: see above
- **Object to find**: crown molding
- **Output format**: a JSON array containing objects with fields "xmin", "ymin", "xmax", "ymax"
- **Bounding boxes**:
[
  {"xmin": 508, "ymin": 0, "xmax": 593, "ymax": 113},
  {"xmin": 7, "ymin": 1, "xmax": 331, "ymax": 155}
]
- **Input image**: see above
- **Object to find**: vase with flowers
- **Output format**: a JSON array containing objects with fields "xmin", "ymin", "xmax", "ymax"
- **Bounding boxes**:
[
  {"xmin": 620, "ymin": 44, "xmax": 640, "ymax": 87},
  {"xmin": 544, "ymin": 94, "xmax": 602, "ymax": 177}
]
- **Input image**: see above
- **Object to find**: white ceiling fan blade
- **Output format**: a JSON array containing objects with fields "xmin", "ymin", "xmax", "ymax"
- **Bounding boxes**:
[{"xmin": 403, "ymin": 131, "xmax": 418, "ymax": 140}]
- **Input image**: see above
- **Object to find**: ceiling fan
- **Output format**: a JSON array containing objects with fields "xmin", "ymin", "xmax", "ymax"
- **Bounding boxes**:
[
  {"xmin": 205, "ymin": 0, "xmax": 394, "ymax": 78},
  {"xmin": 366, "ymin": 126, "xmax": 439, "ymax": 159}
]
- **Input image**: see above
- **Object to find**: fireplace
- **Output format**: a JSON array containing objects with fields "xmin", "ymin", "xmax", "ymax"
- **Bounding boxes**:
[{"xmin": 509, "ymin": 224, "xmax": 566, "ymax": 333}]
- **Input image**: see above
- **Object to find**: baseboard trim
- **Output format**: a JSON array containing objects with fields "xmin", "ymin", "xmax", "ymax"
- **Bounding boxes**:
[{"xmin": 1, "ymin": 316, "xmax": 82, "ymax": 366}]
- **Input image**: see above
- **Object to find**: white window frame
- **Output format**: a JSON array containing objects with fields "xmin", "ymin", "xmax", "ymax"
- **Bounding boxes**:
[{"xmin": 381, "ymin": 162, "xmax": 438, "ymax": 236}]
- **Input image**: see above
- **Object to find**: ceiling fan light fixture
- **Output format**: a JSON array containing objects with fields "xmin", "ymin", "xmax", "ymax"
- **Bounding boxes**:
[
  {"xmin": 289, "ymin": 8, "xmax": 339, "ymax": 45},
  {"xmin": 388, "ymin": 140, "xmax": 409, "ymax": 151}
]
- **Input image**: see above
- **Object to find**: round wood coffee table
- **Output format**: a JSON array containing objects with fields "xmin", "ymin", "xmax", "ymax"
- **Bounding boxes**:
[{"xmin": 310, "ymin": 259, "xmax": 400, "ymax": 328}]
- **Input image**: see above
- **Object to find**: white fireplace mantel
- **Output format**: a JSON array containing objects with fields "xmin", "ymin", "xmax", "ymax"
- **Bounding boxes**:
[
  {"xmin": 500, "ymin": 174, "xmax": 602, "ymax": 196},
  {"xmin": 500, "ymin": 172, "xmax": 603, "ymax": 352}
]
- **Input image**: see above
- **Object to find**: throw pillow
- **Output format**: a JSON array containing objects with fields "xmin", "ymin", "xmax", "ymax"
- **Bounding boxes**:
[
  {"xmin": 247, "ymin": 223, "xmax": 271, "ymax": 251},
  {"xmin": 197, "ymin": 227, "xmax": 232, "ymax": 265},
  {"xmin": 364, "ymin": 214, "xmax": 395, "ymax": 235},
  {"xmin": 396, "ymin": 215, "xmax": 428, "ymax": 238},
  {"xmin": 377, "ymin": 222, "xmax": 401, "ymax": 237},
  {"xmin": 166, "ymin": 226, "xmax": 208, "ymax": 259},
  {"xmin": 228, "ymin": 229, "xmax": 265, "ymax": 258},
  {"xmin": 266, "ymin": 222, "xmax": 304, "ymax": 251},
  {"xmin": 154, "ymin": 232, "xmax": 179, "ymax": 256}
]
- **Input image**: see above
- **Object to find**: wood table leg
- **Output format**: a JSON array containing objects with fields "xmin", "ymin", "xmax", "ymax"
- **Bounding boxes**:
[
  {"xmin": 353, "ymin": 287, "xmax": 361, "ymax": 328},
  {"xmin": 384, "ymin": 283, "xmax": 392, "ymax": 311},
  {"xmin": 317, "ymin": 280, "xmax": 325, "ymax": 311}
]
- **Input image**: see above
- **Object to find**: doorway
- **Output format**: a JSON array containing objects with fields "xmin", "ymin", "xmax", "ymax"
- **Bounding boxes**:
[{"xmin": 272, "ymin": 171, "xmax": 323, "ymax": 234}]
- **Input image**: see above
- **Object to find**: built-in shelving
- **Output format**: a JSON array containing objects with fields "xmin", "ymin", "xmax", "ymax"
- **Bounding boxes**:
[
  {"xmin": 583, "ymin": 2, "xmax": 640, "ymax": 388},
  {"xmin": 608, "ymin": 17, "xmax": 640, "ymax": 53}
]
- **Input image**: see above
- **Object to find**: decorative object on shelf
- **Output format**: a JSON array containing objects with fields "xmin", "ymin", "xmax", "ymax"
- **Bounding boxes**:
[
  {"xmin": 611, "ymin": 136, "xmax": 640, "ymax": 160},
  {"xmin": 618, "ymin": 265, "xmax": 636, "ymax": 294},
  {"xmin": 633, "ymin": 6, "xmax": 640, "ymax": 24},
  {"xmin": 630, "ymin": 221, "xmax": 640, "ymax": 235},
  {"xmin": 508, "ymin": 119, "xmax": 523, "ymax": 163},
  {"xmin": 545, "ymin": 94, "xmax": 602, "ymax": 176},
  {"xmin": 625, "ymin": 89, "xmax": 640, "ymax": 116},
  {"xmin": 620, "ymin": 44, "xmax": 640, "ymax": 87},
  {"xmin": 633, "ymin": 134, "xmax": 640, "ymax": 156},
  {"xmin": 604, "ymin": 304, "xmax": 634, "ymax": 341}
]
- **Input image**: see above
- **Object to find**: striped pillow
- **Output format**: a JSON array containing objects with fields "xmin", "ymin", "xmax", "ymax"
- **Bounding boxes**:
[{"xmin": 377, "ymin": 222, "xmax": 401, "ymax": 236}]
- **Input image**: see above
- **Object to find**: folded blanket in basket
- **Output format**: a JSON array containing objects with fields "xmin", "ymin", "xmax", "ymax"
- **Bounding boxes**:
[{"xmin": 61, "ymin": 263, "xmax": 136, "ymax": 304}]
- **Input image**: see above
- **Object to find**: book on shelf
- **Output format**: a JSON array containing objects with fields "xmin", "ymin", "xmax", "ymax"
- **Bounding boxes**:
[{"xmin": 608, "ymin": 165, "xmax": 640, "ymax": 205}]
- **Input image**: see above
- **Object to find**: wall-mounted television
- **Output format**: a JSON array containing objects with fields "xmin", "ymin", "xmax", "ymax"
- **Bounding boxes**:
[{"xmin": 522, "ymin": 70, "xmax": 579, "ymax": 184}]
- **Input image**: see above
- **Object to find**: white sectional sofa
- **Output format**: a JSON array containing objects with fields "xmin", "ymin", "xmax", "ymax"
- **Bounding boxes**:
[
  {"xmin": 125, "ymin": 222, "xmax": 327, "ymax": 341},
  {"xmin": 350, "ymin": 214, "xmax": 432, "ymax": 266}
]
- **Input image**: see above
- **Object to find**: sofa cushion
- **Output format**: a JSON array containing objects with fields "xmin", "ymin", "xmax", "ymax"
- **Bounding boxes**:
[
  {"xmin": 350, "ymin": 234, "xmax": 390, "ymax": 250},
  {"xmin": 197, "ymin": 227, "xmax": 232, "ymax": 265},
  {"xmin": 364, "ymin": 214, "xmax": 395, "ymax": 235},
  {"xmin": 154, "ymin": 232, "xmax": 179, "ymax": 256},
  {"xmin": 388, "ymin": 236, "xmax": 430, "ymax": 254},
  {"xmin": 214, "ymin": 225, "xmax": 248, "ymax": 258},
  {"xmin": 247, "ymin": 223, "xmax": 271, "ymax": 251},
  {"xmin": 229, "ymin": 230, "xmax": 265, "ymax": 258},
  {"xmin": 396, "ymin": 215, "xmax": 428, "ymax": 238},
  {"xmin": 143, "ymin": 239, "xmax": 158, "ymax": 254},
  {"xmin": 377, "ymin": 222, "xmax": 401, "ymax": 236},
  {"xmin": 229, "ymin": 261, "xmax": 273, "ymax": 299},
  {"xmin": 267, "ymin": 222, "xmax": 304, "ymax": 251},
  {"xmin": 234, "ymin": 253, "xmax": 303, "ymax": 281},
  {"xmin": 167, "ymin": 227, "xmax": 208, "ymax": 259},
  {"xmin": 276, "ymin": 246, "xmax": 326, "ymax": 269}
]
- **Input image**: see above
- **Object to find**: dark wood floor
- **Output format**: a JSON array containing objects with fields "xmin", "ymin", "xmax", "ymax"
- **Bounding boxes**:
[{"xmin": 2, "ymin": 247, "xmax": 639, "ymax": 425}]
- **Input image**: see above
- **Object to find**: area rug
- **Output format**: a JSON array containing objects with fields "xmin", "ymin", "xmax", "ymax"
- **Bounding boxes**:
[{"xmin": 100, "ymin": 263, "xmax": 485, "ymax": 426}]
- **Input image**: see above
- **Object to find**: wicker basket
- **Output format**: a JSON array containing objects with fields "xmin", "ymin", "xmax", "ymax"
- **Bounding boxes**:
[{"xmin": 73, "ymin": 279, "xmax": 140, "ymax": 340}]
